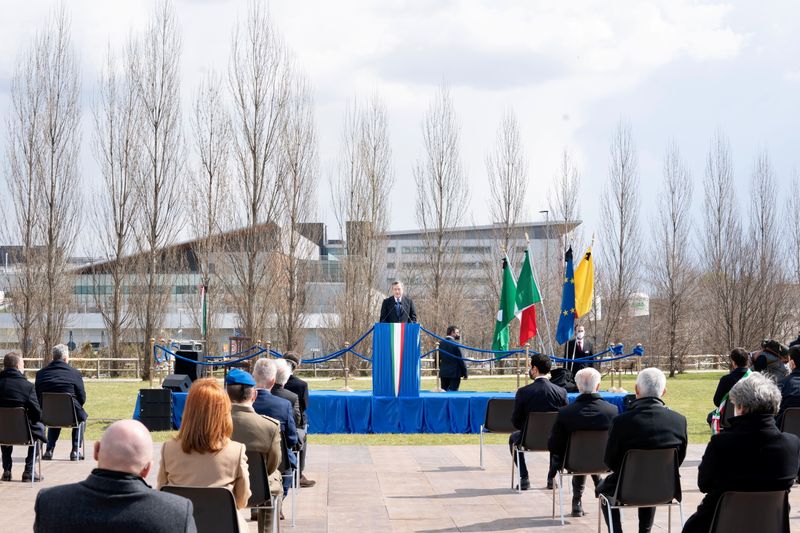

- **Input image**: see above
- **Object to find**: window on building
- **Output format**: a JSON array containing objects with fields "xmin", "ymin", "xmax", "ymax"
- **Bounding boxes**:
[
  {"xmin": 386, "ymin": 262, "xmax": 395, "ymax": 269},
  {"xmin": 387, "ymin": 246, "xmax": 396, "ymax": 253}
]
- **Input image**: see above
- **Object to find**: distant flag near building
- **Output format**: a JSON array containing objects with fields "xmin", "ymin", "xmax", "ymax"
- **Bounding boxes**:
[
  {"xmin": 573, "ymin": 245, "xmax": 594, "ymax": 318},
  {"xmin": 555, "ymin": 247, "xmax": 577, "ymax": 345},
  {"xmin": 516, "ymin": 250, "xmax": 541, "ymax": 346},
  {"xmin": 491, "ymin": 257, "xmax": 518, "ymax": 353}
]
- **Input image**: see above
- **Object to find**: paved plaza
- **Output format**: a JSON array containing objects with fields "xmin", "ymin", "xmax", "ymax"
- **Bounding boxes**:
[{"xmin": 3, "ymin": 442, "xmax": 800, "ymax": 532}]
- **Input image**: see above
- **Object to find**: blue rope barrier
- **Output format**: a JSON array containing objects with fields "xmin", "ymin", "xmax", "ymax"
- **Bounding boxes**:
[
  {"xmin": 154, "ymin": 345, "xmax": 268, "ymax": 366},
  {"xmin": 420, "ymin": 326, "xmax": 525, "ymax": 355},
  {"xmin": 347, "ymin": 349, "xmax": 372, "ymax": 362},
  {"xmin": 434, "ymin": 348, "xmax": 520, "ymax": 364},
  {"xmin": 268, "ymin": 326, "xmax": 376, "ymax": 364}
]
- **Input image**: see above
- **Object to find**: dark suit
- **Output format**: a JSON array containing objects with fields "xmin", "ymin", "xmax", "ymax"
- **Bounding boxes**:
[
  {"xmin": 272, "ymin": 383, "xmax": 307, "ymax": 477},
  {"xmin": 564, "ymin": 337, "xmax": 594, "ymax": 373},
  {"xmin": 509, "ymin": 377, "xmax": 568, "ymax": 481},
  {"xmin": 0, "ymin": 367, "xmax": 46, "ymax": 473},
  {"xmin": 598, "ymin": 396, "xmax": 688, "ymax": 533},
  {"xmin": 438, "ymin": 336, "xmax": 467, "ymax": 391},
  {"xmin": 707, "ymin": 366, "xmax": 749, "ymax": 427},
  {"xmin": 548, "ymin": 393, "xmax": 617, "ymax": 499},
  {"xmin": 379, "ymin": 296, "xmax": 417, "ymax": 323},
  {"xmin": 34, "ymin": 468, "xmax": 196, "ymax": 533},
  {"xmin": 285, "ymin": 373, "xmax": 310, "ymax": 473},
  {"xmin": 682, "ymin": 414, "xmax": 800, "ymax": 533},
  {"xmin": 35, "ymin": 360, "xmax": 87, "ymax": 452},
  {"xmin": 254, "ymin": 388, "xmax": 298, "ymax": 493},
  {"xmin": 777, "ymin": 369, "xmax": 800, "ymax": 424}
]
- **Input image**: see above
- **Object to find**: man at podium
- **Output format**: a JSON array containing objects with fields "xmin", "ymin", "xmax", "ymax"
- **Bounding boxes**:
[{"xmin": 379, "ymin": 280, "xmax": 417, "ymax": 323}]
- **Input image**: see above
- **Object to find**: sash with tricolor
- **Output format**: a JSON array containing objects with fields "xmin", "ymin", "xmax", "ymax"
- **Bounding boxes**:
[
  {"xmin": 711, "ymin": 368, "xmax": 752, "ymax": 435},
  {"xmin": 372, "ymin": 322, "xmax": 421, "ymax": 397}
]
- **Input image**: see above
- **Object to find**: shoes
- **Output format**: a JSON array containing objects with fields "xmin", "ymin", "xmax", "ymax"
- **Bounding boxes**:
[
  {"xmin": 42, "ymin": 449, "xmax": 53, "ymax": 461},
  {"xmin": 250, "ymin": 509, "xmax": 258, "ymax": 521},
  {"xmin": 299, "ymin": 475, "xmax": 316, "ymax": 488},
  {"xmin": 70, "ymin": 450, "xmax": 83, "ymax": 461},
  {"xmin": 516, "ymin": 477, "xmax": 530, "ymax": 490},
  {"xmin": 1, "ymin": 470, "xmax": 10, "ymax": 481},
  {"xmin": 571, "ymin": 500, "xmax": 585, "ymax": 517},
  {"xmin": 280, "ymin": 510, "xmax": 285, "ymax": 520},
  {"xmin": 22, "ymin": 471, "xmax": 44, "ymax": 482},
  {"xmin": 546, "ymin": 478, "xmax": 554, "ymax": 490}
]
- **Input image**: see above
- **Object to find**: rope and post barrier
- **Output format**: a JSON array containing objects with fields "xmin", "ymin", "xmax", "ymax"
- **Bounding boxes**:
[
  {"xmin": 338, "ymin": 342, "xmax": 353, "ymax": 392},
  {"xmin": 432, "ymin": 341, "xmax": 443, "ymax": 393},
  {"xmin": 524, "ymin": 343, "xmax": 531, "ymax": 385},
  {"xmin": 148, "ymin": 338, "xmax": 155, "ymax": 388}
]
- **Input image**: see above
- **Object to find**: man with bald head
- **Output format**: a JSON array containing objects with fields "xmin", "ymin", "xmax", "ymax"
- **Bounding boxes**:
[{"xmin": 34, "ymin": 420, "xmax": 196, "ymax": 533}]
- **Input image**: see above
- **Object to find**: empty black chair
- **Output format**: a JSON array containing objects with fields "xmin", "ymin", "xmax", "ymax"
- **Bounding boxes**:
[
  {"xmin": 246, "ymin": 451, "xmax": 279, "ymax": 533},
  {"xmin": 511, "ymin": 411, "xmax": 558, "ymax": 492},
  {"xmin": 708, "ymin": 490, "xmax": 788, "ymax": 533},
  {"xmin": 41, "ymin": 392, "xmax": 86, "ymax": 459},
  {"xmin": 480, "ymin": 398, "xmax": 515, "ymax": 469},
  {"xmin": 0, "ymin": 407, "xmax": 42, "ymax": 486},
  {"xmin": 597, "ymin": 448, "xmax": 683, "ymax": 533},
  {"xmin": 779, "ymin": 407, "xmax": 800, "ymax": 438},
  {"xmin": 552, "ymin": 429, "xmax": 610, "ymax": 525},
  {"xmin": 161, "ymin": 486, "xmax": 239, "ymax": 533}
]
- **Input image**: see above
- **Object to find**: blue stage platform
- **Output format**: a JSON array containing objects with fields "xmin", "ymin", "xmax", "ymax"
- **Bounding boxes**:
[{"xmin": 133, "ymin": 390, "xmax": 629, "ymax": 434}]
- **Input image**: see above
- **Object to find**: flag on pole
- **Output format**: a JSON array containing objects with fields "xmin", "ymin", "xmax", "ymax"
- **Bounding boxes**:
[
  {"xmin": 574, "ymin": 245, "xmax": 594, "ymax": 318},
  {"xmin": 491, "ymin": 257, "xmax": 518, "ymax": 353},
  {"xmin": 200, "ymin": 284, "xmax": 208, "ymax": 337},
  {"xmin": 516, "ymin": 250, "xmax": 541, "ymax": 345},
  {"xmin": 555, "ymin": 247, "xmax": 577, "ymax": 345}
]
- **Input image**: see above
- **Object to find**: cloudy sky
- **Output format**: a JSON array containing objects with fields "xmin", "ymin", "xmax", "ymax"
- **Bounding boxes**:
[{"xmin": 0, "ymin": 0, "xmax": 797, "ymax": 250}]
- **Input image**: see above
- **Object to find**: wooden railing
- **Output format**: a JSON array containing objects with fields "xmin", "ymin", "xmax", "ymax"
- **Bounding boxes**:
[{"xmin": 21, "ymin": 357, "xmax": 140, "ymax": 379}]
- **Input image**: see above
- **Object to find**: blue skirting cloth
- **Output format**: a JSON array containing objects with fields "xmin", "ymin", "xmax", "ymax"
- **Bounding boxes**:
[{"xmin": 133, "ymin": 390, "xmax": 629, "ymax": 434}]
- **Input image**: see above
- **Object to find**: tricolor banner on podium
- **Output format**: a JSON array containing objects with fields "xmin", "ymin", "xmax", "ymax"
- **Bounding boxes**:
[{"xmin": 372, "ymin": 322, "xmax": 421, "ymax": 397}]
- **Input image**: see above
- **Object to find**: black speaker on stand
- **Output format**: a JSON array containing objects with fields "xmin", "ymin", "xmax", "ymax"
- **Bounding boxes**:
[
  {"xmin": 162, "ymin": 374, "xmax": 192, "ymax": 393},
  {"xmin": 174, "ymin": 350, "xmax": 200, "ymax": 381},
  {"xmin": 138, "ymin": 389, "xmax": 172, "ymax": 431}
]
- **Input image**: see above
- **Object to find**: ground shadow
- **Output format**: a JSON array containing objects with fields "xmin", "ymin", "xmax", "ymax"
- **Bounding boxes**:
[
  {"xmin": 389, "ymin": 487, "xmax": 523, "ymax": 499},
  {"xmin": 417, "ymin": 517, "xmax": 564, "ymax": 532}
]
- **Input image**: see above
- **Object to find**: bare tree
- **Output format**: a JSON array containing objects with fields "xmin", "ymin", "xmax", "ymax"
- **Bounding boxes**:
[
  {"xmin": 91, "ymin": 47, "xmax": 139, "ymax": 359},
  {"xmin": 649, "ymin": 140, "xmax": 695, "ymax": 376},
  {"xmin": 414, "ymin": 85, "xmax": 470, "ymax": 333},
  {"xmin": 598, "ymin": 119, "xmax": 641, "ymax": 347},
  {"xmin": 129, "ymin": 0, "xmax": 184, "ymax": 378},
  {"xmin": 487, "ymin": 109, "xmax": 527, "ymax": 255},
  {"xmin": 786, "ymin": 173, "xmax": 800, "ymax": 336}
]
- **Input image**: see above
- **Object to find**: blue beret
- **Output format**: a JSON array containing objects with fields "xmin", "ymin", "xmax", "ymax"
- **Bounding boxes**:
[{"xmin": 226, "ymin": 368, "xmax": 256, "ymax": 387}]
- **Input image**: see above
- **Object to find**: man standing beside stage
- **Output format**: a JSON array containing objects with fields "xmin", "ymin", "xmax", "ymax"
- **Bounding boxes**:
[
  {"xmin": 379, "ymin": 280, "xmax": 417, "ymax": 323},
  {"xmin": 564, "ymin": 325, "xmax": 593, "ymax": 374},
  {"xmin": 439, "ymin": 326, "xmax": 468, "ymax": 391}
]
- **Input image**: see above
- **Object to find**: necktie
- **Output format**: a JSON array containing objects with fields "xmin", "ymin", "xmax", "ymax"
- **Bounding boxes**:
[
  {"xmin": 395, "ymin": 299, "xmax": 402, "ymax": 317},
  {"xmin": 578, "ymin": 341, "xmax": 582, "ymax": 353}
]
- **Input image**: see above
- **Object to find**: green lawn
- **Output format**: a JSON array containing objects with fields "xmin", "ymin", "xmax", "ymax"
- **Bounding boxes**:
[{"xmin": 72, "ymin": 372, "xmax": 724, "ymax": 445}]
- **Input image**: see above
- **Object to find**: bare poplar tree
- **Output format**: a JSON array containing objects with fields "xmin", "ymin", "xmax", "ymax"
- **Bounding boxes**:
[
  {"xmin": 91, "ymin": 47, "xmax": 140, "ymax": 359},
  {"xmin": 225, "ymin": 0, "xmax": 290, "ymax": 341},
  {"xmin": 129, "ymin": 0, "xmax": 184, "ymax": 378},
  {"xmin": 788, "ymin": 173, "xmax": 800, "ymax": 285},
  {"xmin": 649, "ymin": 140, "xmax": 695, "ymax": 376},
  {"xmin": 487, "ymin": 109, "xmax": 527, "ymax": 256},
  {"xmin": 598, "ymin": 119, "xmax": 641, "ymax": 347},
  {"xmin": 414, "ymin": 85, "xmax": 470, "ymax": 333}
]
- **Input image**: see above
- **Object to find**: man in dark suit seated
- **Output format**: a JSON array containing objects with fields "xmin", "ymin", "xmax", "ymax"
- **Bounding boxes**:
[
  {"xmin": 34, "ymin": 420, "xmax": 196, "ymax": 533},
  {"xmin": 438, "ymin": 326, "xmax": 468, "ymax": 391},
  {"xmin": 252, "ymin": 358, "xmax": 298, "ymax": 497},
  {"xmin": 35, "ymin": 344, "xmax": 87, "ymax": 460},
  {"xmin": 283, "ymin": 351, "xmax": 315, "ymax": 488},
  {"xmin": 564, "ymin": 324, "xmax": 594, "ymax": 373},
  {"xmin": 510, "ymin": 353, "xmax": 567, "ymax": 490},
  {"xmin": 707, "ymin": 347, "xmax": 750, "ymax": 427},
  {"xmin": 777, "ymin": 345, "xmax": 800, "ymax": 425},
  {"xmin": 379, "ymin": 280, "xmax": 417, "ymax": 323},
  {"xmin": 0, "ymin": 352, "xmax": 46, "ymax": 482},
  {"xmin": 598, "ymin": 367, "xmax": 688, "ymax": 533},
  {"xmin": 273, "ymin": 358, "xmax": 314, "ymax": 487},
  {"xmin": 683, "ymin": 373, "xmax": 800, "ymax": 533},
  {"xmin": 548, "ymin": 367, "xmax": 617, "ymax": 517}
]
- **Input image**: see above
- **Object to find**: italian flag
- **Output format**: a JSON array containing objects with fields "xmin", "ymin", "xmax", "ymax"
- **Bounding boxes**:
[
  {"xmin": 516, "ymin": 250, "xmax": 541, "ymax": 345},
  {"xmin": 389, "ymin": 323, "xmax": 406, "ymax": 397},
  {"xmin": 491, "ymin": 257, "xmax": 518, "ymax": 353}
]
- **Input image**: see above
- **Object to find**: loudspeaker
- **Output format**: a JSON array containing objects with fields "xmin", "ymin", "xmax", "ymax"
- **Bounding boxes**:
[
  {"xmin": 138, "ymin": 388, "xmax": 172, "ymax": 432},
  {"xmin": 174, "ymin": 350, "xmax": 200, "ymax": 381},
  {"xmin": 162, "ymin": 374, "xmax": 192, "ymax": 393}
]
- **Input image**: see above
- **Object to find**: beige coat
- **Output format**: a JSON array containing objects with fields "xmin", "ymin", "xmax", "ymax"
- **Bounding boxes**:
[
  {"xmin": 157, "ymin": 438, "xmax": 251, "ymax": 532},
  {"xmin": 230, "ymin": 403, "xmax": 283, "ymax": 496}
]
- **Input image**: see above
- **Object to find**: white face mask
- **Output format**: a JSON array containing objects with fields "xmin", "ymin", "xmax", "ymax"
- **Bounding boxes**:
[{"xmin": 577, "ymin": 331, "xmax": 585, "ymax": 340}]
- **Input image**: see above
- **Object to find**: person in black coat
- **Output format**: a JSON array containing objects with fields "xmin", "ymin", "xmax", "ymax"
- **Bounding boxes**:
[
  {"xmin": 438, "ymin": 326, "xmax": 468, "ymax": 391},
  {"xmin": 706, "ymin": 347, "xmax": 750, "ymax": 427},
  {"xmin": 34, "ymin": 420, "xmax": 196, "ymax": 533},
  {"xmin": 282, "ymin": 351, "xmax": 316, "ymax": 487},
  {"xmin": 0, "ymin": 352, "xmax": 46, "ymax": 481},
  {"xmin": 563, "ymin": 324, "xmax": 594, "ymax": 373},
  {"xmin": 598, "ymin": 367, "xmax": 688, "ymax": 533},
  {"xmin": 777, "ymin": 345, "xmax": 800, "ymax": 425},
  {"xmin": 35, "ymin": 344, "xmax": 87, "ymax": 460},
  {"xmin": 549, "ymin": 368, "xmax": 618, "ymax": 517},
  {"xmin": 379, "ymin": 280, "xmax": 417, "ymax": 323},
  {"xmin": 510, "ymin": 353, "xmax": 568, "ymax": 490},
  {"xmin": 683, "ymin": 373, "xmax": 800, "ymax": 533}
]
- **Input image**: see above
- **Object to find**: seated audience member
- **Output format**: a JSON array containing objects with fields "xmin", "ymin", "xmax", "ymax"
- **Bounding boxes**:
[
  {"xmin": 35, "ymin": 343, "xmax": 87, "ymax": 460},
  {"xmin": 598, "ymin": 367, "xmax": 688, "ymax": 533},
  {"xmin": 682, "ymin": 373, "xmax": 800, "ymax": 533},
  {"xmin": 753, "ymin": 339, "xmax": 789, "ymax": 382},
  {"xmin": 273, "ymin": 358, "xmax": 302, "ymax": 428},
  {"xmin": 548, "ymin": 368, "xmax": 617, "ymax": 517},
  {"xmin": 226, "ymin": 368, "xmax": 283, "ymax": 524},
  {"xmin": 777, "ymin": 345, "xmax": 800, "ymax": 424},
  {"xmin": 34, "ymin": 420, "xmax": 196, "ymax": 533},
  {"xmin": 706, "ymin": 347, "xmax": 750, "ymax": 427},
  {"xmin": 252, "ymin": 358, "xmax": 298, "ymax": 496},
  {"xmin": 438, "ymin": 326, "xmax": 468, "ymax": 392},
  {"xmin": 510, "ymin": 353, "xmax": 567, "ymax": 490},
  {"xmin": 0, "ymin": 352, "xmax": 46, "ymax": 482},
  {"xmin": 157, "ymin": 378, "xmax": 250, "ymax": 532},
  {"xmin": 282, "ymin": 351, "xmax": 315, "ymax": 488}
]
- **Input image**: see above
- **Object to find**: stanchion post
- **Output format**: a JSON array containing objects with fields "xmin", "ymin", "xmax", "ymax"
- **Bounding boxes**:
[
  {"xmin": 516, "ymin": 348, "xmax": 521, "ymax": 390},
  {"xmin": 432, "ymin": 341, "xmax": 443, "ymax": 392},
  {"xmin": 339, "ymin": 342, "xmax": 353, "ymax": 392},
  {"xmin": 148, "ymin": 338, "xmax": 155, "ymax": 388},
  {"xmin": 636, "ymin": 345, "xmax": 642, "ymax": 373},
  {"xmin": 525, "ymin": 343, "xmax": 531, "ymax": 385}
]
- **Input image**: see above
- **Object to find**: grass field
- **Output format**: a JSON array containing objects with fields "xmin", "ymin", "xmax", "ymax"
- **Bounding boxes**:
[{"xmin": 75, "ymin": 372, "xmax": 724, "ymax": 445}]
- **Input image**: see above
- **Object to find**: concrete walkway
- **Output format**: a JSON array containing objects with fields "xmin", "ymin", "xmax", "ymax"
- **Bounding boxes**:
[{"xmin": 3, "ymin": 442, "xmax": 800, "ymax": 532}]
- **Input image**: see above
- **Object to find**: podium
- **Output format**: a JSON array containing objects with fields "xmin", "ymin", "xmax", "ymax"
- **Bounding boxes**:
[{"xmin": 372, "ymin": 322, "xmax": 421, "ymax": 397}]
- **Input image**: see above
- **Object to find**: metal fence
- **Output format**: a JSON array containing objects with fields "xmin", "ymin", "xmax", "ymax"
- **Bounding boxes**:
[{"xmin": 21, "ymin": 357, "xmax": 140, "ymax": 379}]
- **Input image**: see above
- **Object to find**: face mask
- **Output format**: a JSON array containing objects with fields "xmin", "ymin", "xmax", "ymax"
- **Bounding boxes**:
[
  {"xmin": 453, "ymin": 335, "xmax": 460, "ymax": 341},
  {"xmin": 577, "ymin": 332, "xmax": 585, "ymax": 340}
]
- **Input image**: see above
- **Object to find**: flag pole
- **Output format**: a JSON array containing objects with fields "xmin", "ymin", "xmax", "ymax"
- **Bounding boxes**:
[{"xmin": 525, "ymin": 233, "xmax": 555, "ymax": 357}]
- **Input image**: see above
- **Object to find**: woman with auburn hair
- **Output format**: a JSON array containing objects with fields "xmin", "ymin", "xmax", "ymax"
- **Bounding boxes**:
[{"xmin": 157, "ymin": 378, "xmax": 250, "ymax": 531}]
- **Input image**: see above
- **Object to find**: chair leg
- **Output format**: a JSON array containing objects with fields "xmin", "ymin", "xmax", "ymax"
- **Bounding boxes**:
[
  {"xmin": 32, "ymin": 442, "xmax": 38, "ymax": 487},
  {"xmin": 291, "ymin": 469, "xmax": 297, "ymax": 528},
  {"xmin": 597, "ymin": 498, "xmax": 602, "ymax": 533},
  {"xmin": 678, "ymin": 502, "xmax": 684, "ymax": 527},
  {"xmin": 479, "ymin": 427, "xmax": 484, "ymax": 470},
  {"xmin": 668, "ymin": 504, "xmax": 672, "ymax": 533},
  {"xmin": 511, "ymin": 448, "xmax": 516, "ymax": 490},
  {"xmin": 558, "ymin": 472, "xmax": 564, "ymax": 525}
]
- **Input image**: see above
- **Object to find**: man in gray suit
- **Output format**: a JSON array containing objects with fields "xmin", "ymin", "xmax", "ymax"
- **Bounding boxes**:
[{"xmin": 34, "ymin": 420, "xmax": 196, "ymax": 533}]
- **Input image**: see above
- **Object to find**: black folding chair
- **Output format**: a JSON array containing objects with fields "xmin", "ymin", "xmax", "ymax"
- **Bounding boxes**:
[
  {"xmin": 0, "ymin": 407, "xmax": 42, "ymax": 486},
  {"xmin": 708, "ymin": 490, "xmax": 788, "ymax": 533},
  {"xmin": 246, "ymin": 451, "xmax": 280, "ymax": 533},
  {"xmin": 161, "ymin": 486, "xmax": 240, "ymax": 533},
  {"xmin": 40, "ymin": 392, "xmax": 85, "ymax": 459},
  {"xmin": 511, "ymin": 411, "xmax": 558, "ymax": 492},
  {"xmin": 552, "ymin": 429, "xmax": 610, "ymax": 525},
  {"xmin": 597, "ymin": 448, "xmax": 683, "ymax": 533},
  {"xmin": 480, "ymin": 398, "xmax": 515, "ymax": 469},
  {"xmin": 279, "ymin": 432, "xmax": 299, "ymax": 527},
  {"xmin": 779, "ymin": 407, "xmax": 800, "ymax": 438}
]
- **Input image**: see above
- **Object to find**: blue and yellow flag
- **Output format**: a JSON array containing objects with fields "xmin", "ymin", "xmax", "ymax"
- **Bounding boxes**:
[
  {"xmin": 574, "ymin": 245, "xmax": 594, "ymax": 318},
  {"xmin": 556, "ymin": 247, "xmax": 576, "ymax": 345}
]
